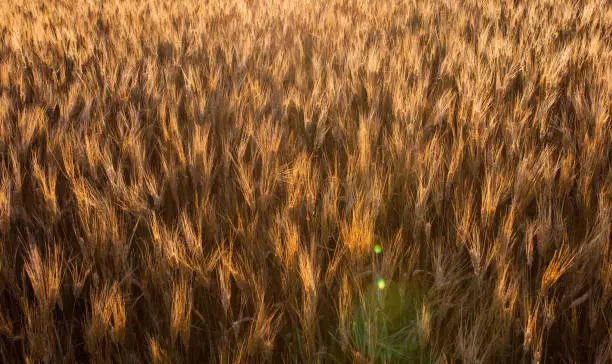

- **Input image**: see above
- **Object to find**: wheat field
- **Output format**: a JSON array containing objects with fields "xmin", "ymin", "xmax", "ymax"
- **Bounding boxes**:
[{"xmin": 0, "ymin": 0, "xmax": 610, "ymax": 362}]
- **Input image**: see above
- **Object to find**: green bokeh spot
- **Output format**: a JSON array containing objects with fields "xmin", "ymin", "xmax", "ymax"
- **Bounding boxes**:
[{"xmin": 344, "ymin": 276, "xmax": 434, "ymax": 363}]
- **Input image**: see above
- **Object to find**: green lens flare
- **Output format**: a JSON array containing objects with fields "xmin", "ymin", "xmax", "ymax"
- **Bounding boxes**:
[
  {"xmin": 374, "ymin": 244, "xmax": 382, "ymax": 254},
  {"xmin": 377, "ymin": 278, "xmax": 386, "ymax": 290}
]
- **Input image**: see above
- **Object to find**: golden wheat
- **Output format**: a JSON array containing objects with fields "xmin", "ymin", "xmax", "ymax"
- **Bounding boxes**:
[{"xmin": 0, "ymin": 0, "xmax": 610, "ymax": 362}]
